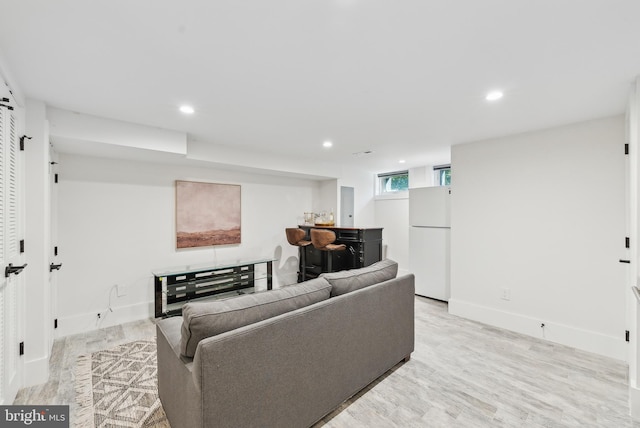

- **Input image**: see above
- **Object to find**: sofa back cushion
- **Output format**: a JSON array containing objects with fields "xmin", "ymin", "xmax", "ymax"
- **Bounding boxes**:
[
  {"xmin": 320, "ymin": 259, "xmax": 398, "ymax": 297},
  {"xmin": 180, "ymin": 277, "xmax": 332, "ymax": 357}
]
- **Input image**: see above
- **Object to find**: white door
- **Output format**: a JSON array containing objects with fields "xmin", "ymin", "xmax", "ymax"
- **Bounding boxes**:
[
  {"xmin": 0, "ymin": 96, "xmax": 25, "ymax": 404},
  {"xmin": 340, "ymin": 186, "xmax": 354, "ymax": 227},
  {"xmin": 626, "ymin": 78, "xmax": 639, "ymax": 384}
]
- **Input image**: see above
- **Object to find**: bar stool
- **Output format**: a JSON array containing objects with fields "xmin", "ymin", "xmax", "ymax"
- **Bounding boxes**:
[
  {"xmin": 310, "ymin": 229, "xmax": 347, "ymax": 273},
  {"xmin": 286, "ymin": 228, "xmax": 312, "ymax": 282}
]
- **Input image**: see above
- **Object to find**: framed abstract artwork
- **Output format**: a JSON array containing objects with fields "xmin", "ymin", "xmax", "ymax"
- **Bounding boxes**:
[{"xmin": 175, "ymin": 180, "xmax": 241, "ymax": 248}]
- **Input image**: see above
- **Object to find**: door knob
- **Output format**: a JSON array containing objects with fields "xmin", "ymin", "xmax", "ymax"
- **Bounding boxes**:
[{"xmin": 50, "ymin": 263, "xmax": 62, "ymax": 272}]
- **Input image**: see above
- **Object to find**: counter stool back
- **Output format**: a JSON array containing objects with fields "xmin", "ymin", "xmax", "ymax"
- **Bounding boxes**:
[
  {"xmin": 310, "ymin": 229, "xmax": 347, "ymax": 273},
  {"xmin": 286, "ymin": 228, "xmax": 312, "ymax": 282}
]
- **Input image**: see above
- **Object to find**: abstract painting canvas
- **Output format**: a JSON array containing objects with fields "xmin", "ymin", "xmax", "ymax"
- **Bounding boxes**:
[{"xmin": 176, "ymin": 180, "xmax": 241, "ymax": 248}]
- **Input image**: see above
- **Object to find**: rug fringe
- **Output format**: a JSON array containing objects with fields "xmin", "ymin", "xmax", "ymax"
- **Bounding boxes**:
[{"xmin": 74, "ymin": 353, "xmax": 95, "ymax": 428}]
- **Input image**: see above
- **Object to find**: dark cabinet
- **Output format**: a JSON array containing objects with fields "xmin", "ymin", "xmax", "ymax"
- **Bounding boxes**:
[{"xmin": 297, "ymin": 226, "xmax": 383, "ymax": 281}]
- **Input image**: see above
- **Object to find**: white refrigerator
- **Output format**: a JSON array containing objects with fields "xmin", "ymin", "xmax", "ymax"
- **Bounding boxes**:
[{"xmin": 409, "ymin": 186, "xmax": 451, "ymax": 301}]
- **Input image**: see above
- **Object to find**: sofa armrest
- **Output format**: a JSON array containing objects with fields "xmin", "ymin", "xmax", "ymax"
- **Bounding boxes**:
[{"xmin": 156, "ymin": 318, "xmax": 201, "ymax": 428}]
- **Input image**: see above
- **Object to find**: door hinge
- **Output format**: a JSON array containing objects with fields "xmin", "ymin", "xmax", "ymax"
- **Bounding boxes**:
[
  {"xmin": 626, "ymin": 237, "xmax": 630, "ymax": 249},
  {"xmin": 54, "ymin": 173, "xmax": 58, "ymax": 183},
  {"xmin": 54, "ymin": 319, "xmax": 58, "ymax": 329},
  {"xmin": 20, "ymin": 135, "xmax": 32, "ymax": 151},
  {"xmin": 626, "ymin": 143, "xmax": 630, "ymax": 155},
  {"xmin": 20, "ymin": 239, "xmax": 25, "ymax": 253},
  {"xmin": 19, "ymin": 342, "xmax": 24, "ymax": 355},
  {"xmin": 626, "ymin": 330, "xmax": 630, "ymax": 342}
]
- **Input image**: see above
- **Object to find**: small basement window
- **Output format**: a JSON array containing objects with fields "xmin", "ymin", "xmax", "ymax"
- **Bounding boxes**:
[
  {"xmin": 434, "ymin": 164, "xmax": 451, "ymax": 186},
  {"xmin": 377, "ymin": 170, "xmax": 409, "ymax": 194}
]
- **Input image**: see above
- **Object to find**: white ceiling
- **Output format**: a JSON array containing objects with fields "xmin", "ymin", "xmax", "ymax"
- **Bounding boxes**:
[{"xmin": 1, "ymin": 0, "xmax": 640, "ymax": 174}]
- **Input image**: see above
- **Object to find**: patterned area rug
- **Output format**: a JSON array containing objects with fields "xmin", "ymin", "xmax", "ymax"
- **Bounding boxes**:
[{"xmin": 75, "ymin": 339, "xmax": 169, "ymax": 428}]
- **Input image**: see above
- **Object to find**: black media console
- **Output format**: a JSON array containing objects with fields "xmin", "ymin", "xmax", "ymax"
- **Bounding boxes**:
[{"xmin": 153, "ymin": 259, "xmax": 273, "ymax": 318}]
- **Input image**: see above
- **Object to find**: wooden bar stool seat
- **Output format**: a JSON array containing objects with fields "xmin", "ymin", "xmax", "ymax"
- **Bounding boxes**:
[
  {"xmin": 286, "ymin": 228, "xmax": 312, "ymax": 282},
  {"xmin": 310, "ymin": 229, "xmax": 346, "ymax": 273}
]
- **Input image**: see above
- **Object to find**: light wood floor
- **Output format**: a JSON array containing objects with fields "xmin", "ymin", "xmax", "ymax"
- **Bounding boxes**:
[
  {"xmin": 15, "ymin": 297, "xmax": 640, "ymax": 427},
  {"xmin": 13, "ymin": 317, "xmax": 157, "ymax": 420}
]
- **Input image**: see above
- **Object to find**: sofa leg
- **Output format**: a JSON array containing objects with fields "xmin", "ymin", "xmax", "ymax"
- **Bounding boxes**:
[{"xmin": 403, "ymin": 354, "xmax": 411, "ymax": 363}]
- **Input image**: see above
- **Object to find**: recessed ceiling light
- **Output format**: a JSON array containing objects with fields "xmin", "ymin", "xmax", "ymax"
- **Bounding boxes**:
[
  {"xmin": 179, "ymin": 105, "xmax": 195, "ymax": 114},
  {"xmin": 485, "ymin": 91, "xmax": 503, "ymax": 101},
  {"xmin": 323, "ymin": 141, "xmax": 333, "ymax": 148},
  {"xmin": 399, "ymin": 160, "xmax": 406, "ymax": 164}
]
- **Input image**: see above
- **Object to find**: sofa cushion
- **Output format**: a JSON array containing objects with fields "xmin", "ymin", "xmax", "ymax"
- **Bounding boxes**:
[
  {"xmin": 320, "ymin": 259, "xmax": 398, "ymax": 297},
  {"xmin": 180, "ymin": 277, "xmax": 332, "ymax": 357}
]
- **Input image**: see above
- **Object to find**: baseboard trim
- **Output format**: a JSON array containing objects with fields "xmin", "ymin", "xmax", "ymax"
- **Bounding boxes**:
[
  {"xmin": 56, "ymin": 301, "xmax": 154, "ymax": 337},
  {"xmin": 631, "ymin": 384, "xmax": 640, "ymax": 420},
  {"xmin": 448, "ymin": 298, "xmax": 626, "ymax": 361}
]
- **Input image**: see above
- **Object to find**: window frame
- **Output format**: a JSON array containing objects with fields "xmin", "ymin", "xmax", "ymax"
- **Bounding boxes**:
[
  {"xmin": 433, "ymin": 164, "xmax": 451, "ymax": 186},
  {"xmin": 376, "ymin": 170, "xmax": 409, "ymax": 197}
]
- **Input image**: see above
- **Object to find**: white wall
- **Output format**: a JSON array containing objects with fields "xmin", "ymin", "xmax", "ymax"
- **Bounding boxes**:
[
  {"xmin": 316, "ymin": 179, "xmax": 338, "ymax": 217},
  {"xmin": 450, "ymin": 115, "xmax": 627, "ymax": 360},
  {"xmin": 56, "ymin": 154, "xmax": 321, "ymax": 336},
  {"xmin": 374, "ymin": 197, "xmax": 409, "ymax": 271},
  {"xmin": 338, "ymin": 169, "xmax": 376, "ymax": 227}
]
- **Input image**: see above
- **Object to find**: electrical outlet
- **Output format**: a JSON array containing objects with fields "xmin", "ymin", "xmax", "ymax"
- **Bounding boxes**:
[
  {"xmin": 500, "ymin": 287, "xmax": 511, "ymax": 301},
  {"xmin": 116, "ymin": 284, "xmax": 127, "ymax": 297}
]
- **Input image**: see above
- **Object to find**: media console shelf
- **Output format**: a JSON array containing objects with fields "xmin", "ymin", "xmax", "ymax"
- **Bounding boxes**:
[{"xmin": 153, "ymin": 259, "xmax": 274, "ymax": 318}]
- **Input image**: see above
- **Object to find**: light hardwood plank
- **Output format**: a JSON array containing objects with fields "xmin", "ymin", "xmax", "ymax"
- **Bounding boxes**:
[{"xmin": 13, "ymin": 298, "xmax": 640, "ymax": 427}]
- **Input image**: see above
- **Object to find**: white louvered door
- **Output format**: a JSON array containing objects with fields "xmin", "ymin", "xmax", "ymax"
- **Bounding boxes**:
[{"xmin": 0, "ymin": 92, "xmax": 25, "ymax": 405}]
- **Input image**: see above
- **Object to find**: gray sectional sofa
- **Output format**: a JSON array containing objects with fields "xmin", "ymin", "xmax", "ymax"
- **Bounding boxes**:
[{"xmin": 156, "ymin": 259, "xmax": 415, "ymax": 428}]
